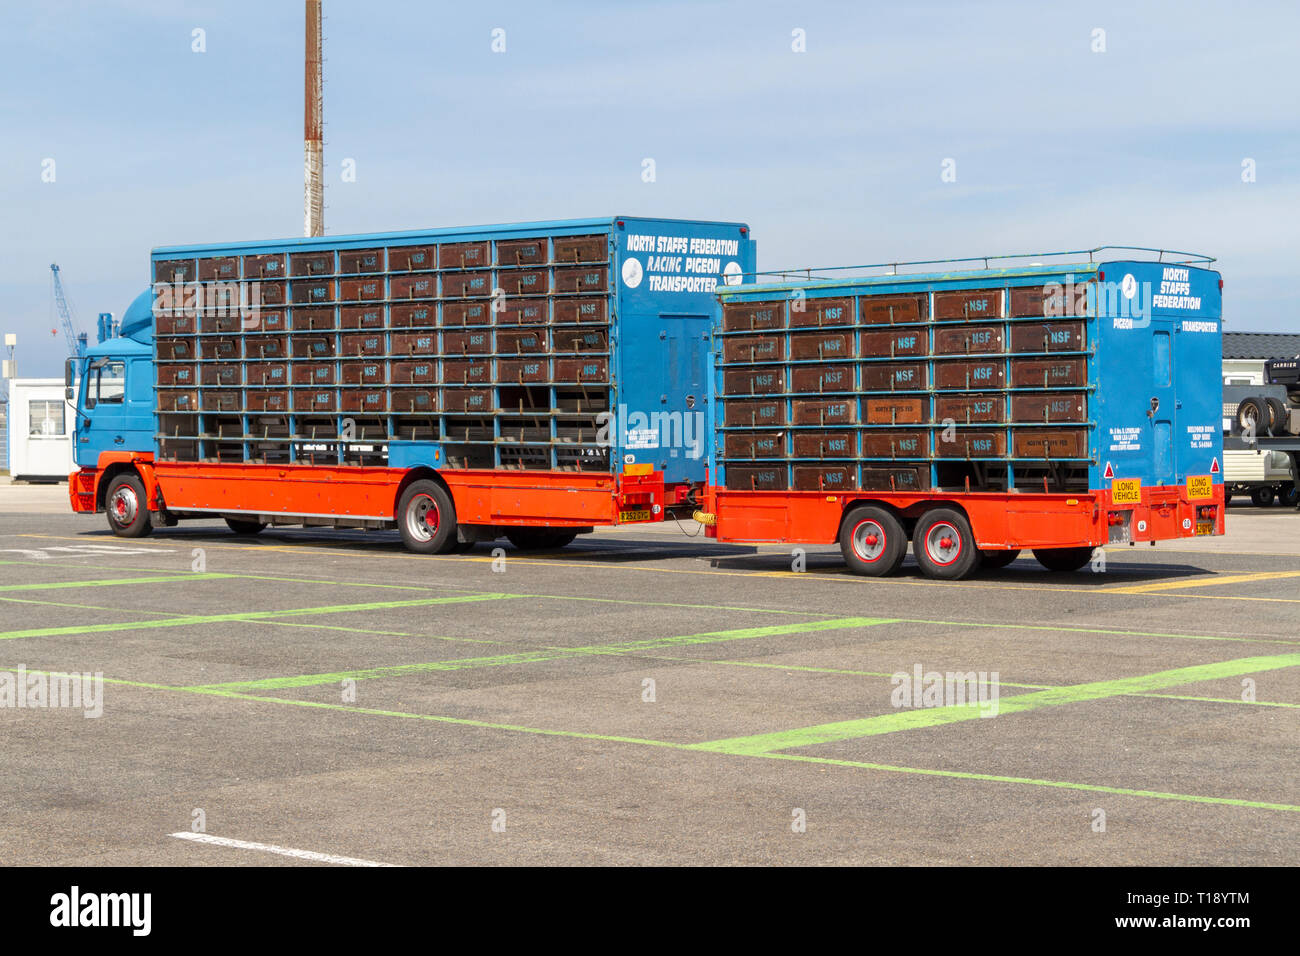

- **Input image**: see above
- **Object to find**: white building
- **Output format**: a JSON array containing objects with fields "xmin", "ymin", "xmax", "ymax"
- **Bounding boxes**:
[
  {"xmin": 5, "ymin": 378, "xmax": 75, "ymax": 482},
  {"xmin": 1222, "ymin": 332, "xmax": 1300, "ymax": 384}
]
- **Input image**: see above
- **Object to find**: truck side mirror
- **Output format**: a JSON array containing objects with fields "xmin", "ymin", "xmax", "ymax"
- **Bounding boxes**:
[{"xmin": 65, "ymin": 357, "xmax": 75, "ymax": 400}]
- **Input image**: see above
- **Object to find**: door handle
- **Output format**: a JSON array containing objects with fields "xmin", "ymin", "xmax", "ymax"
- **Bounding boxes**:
[{"xmin": 114, "ymin": 435, "xmax": 125, "ymax": 444}]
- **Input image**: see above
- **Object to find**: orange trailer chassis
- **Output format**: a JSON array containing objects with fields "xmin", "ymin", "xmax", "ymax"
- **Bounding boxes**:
[
  {"xmin": 71, "ymin": 453, "xmax": 669, "ymax": 530},
  {"xmin": 702, "ymin": 484, "xmax": 1225, "ymax": 549}
]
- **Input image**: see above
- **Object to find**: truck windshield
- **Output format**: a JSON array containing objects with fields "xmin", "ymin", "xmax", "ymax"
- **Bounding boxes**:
[{"xmin": 85, "ymin": 361, "xmax": 125, "ymax": 408}]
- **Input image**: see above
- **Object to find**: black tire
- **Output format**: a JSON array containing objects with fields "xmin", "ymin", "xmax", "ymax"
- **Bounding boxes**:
[
  {"xmin": 225, "ymin": 518, "xmax": 266, "ymax": 535},
  {"xmin": 1250, "ymin": 487, "xmax": 1275, "ymax": 507},
  {"xmin": 104, "ymin": 473, "xmax": 153, "ymax": 538},
  {"xmin": 396, "ymin": 480, "xmax": 458, "ymax": 554},
  {"xmin": 1032, "ymin": 546, "xmax": 1095, "ymax": 572},
  {"xmin": 1279, "ymin": 484, "xmax": 1300, "ymax": 508},
  {"xmin": 912, "ymin": 508, "xmax": 980, "ymax": 580},
  {"xmin": 839, "ymin": 505, "xmax": 907, "ymax": 577},
  {"xmin": 1236, "ymin": 397, "xmax": 1267, "ymax": 436},
  {"xmin": 505, "ymin": 529, "xmax": 578, "ymax": 551},
  {"xmin": 1266, "ymin": 398, "xmax": 1290, "ymax": 436},
  {"xmin": 980, "ymin": 548, "xmax": 1021, "ymax": 569}
]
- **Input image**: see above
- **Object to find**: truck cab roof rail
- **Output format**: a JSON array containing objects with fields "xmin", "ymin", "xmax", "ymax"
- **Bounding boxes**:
[{"xmin": 737, "ymin": 245, "xmax": 1217, "ymax": 284}]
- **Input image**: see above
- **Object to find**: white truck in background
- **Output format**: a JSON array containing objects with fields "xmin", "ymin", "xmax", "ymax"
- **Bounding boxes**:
[{"xmin": 1223, "ymin": 379, "xmax": 1300, "ymax": 507}]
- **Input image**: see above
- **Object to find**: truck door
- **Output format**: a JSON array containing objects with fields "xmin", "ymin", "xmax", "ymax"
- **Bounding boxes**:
[
  {"xmin": 621, "ymin": 313, "xmax": 710, "ymax": 486},
  {"xmin": 78, "ymin": 357, "xmax": 154, "ymax": 463},
  {"xmin": 660, "ymin": 313, "xmax": 710, "ymax": 485},
  {"xmin": 1149, "ymin": 318, "xmax": 1177, "ymax": 485}
]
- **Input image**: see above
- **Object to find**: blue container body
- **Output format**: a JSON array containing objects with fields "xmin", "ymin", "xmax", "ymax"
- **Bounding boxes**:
[
  {"xmin": 709, "ymin": 257, "xmax": 1223, "ymax": 494},
  {"xmin": 79, "ymin": 216, "xmax": 755, "ymax": 487}
]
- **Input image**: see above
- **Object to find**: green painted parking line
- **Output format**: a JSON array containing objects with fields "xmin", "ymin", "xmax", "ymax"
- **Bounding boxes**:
[
  {"xmin": 895, "ymin": 618, "xmax": 1300, "ymax": 647},
  {"xmin": 689, "ymin": 653, "xmax": 1300, "ymax": 755},
  {"xmin": 13, "ymin": 664, "xmax": 1297, "ymax": 815},
  {"xmin": 0, "ymin": 596, "xmax": 191, "ymax": 616},
  {"xmin": 517, "ymin": 594, "xmax": 829, "ymax": 616},
  {"xmin": 1141, "ymin": 692, "xmax": 1300, "ymax": 709},
  {"xmin": 690, "ymin": 658, "xmax": 1053, "ymax": 689},
  {"xmin": 254, "ymin": 618, "xmax": 510, "ymax": 645},
  {"xmin": 0, "ymin": 593, "xmax": 521, "ymax": 641},
  {"xmin": 0, "ymin": 573, "xmax": 238, "ymax": 592},
  {"xmin": 188, "ymin": 617, "xmax": 896, "ymax": 691},
  {"xmin": 649, "ymin": 656, "xmax": 1297, "ymax": 709},
  {"xmin": 752, "ymin": 751, "xmax": 1300, "ymax": 813}
]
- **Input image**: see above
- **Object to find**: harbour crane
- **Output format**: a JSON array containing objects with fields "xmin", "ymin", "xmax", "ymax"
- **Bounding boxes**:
[{"xmin": 50, "ymin": 263, "xmax": 88, "ymax": 358}]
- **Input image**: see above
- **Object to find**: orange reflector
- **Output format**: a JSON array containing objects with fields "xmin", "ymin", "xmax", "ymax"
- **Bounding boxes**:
[{"xmin": 624, "ymin": 463, "xmax": 653, "ymax": 476}]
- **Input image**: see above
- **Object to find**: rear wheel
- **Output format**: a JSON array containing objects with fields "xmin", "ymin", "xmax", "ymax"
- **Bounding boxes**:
[
  {"xmin": 1279, "ymin": 484, "xmax": 1300, "ymax": 508},
  {"xmin": 912, "ymin": 508, "xmax": 979, "ymax": 580},
  {"xmin": 980, "ymin": 548, "xmax": 1021, "ymax": 569},
  {"xmin": 839, "ymin": 506, "xmax": 906, "ymax": 577},
  {"xmin": 1032, "ymin": 546, "xmax": 1094, "ymax": 572},
  {"xmin": 505, "ymin": 529, "xmax": 578, "ymax": 551},
  {"xmin": 1250, "ymin": 487, "xmax": 1276, "ymax": 507},
  {"xmin": 225, "ymin": 518, "xmax": 266, "ymax": 535},
  {"xmin": 1236, "ymin": 397, "xmax": 1267, "ymax": 435},
  {"xmin": 1266, "ymin": 398, "xmax": 1290, "ymax": 436},
  {"xmin": 104, "ymin": 474, "xmax": 152, "ymax": 538},
  {"xmin": 397, "ymin": 480, "xmax": 458, "ymax": 554}
]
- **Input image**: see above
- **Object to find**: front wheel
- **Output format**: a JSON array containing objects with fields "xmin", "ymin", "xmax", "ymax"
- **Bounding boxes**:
[
  {"xmin": 1250, "ymin": 487, "xmax": 1276, "ymax": 507},
  {"xmin": 840, "ymin": 505, "xmax": 906, "ymax": 577},
  {"xmin": 1032, "ymin": 546, "xmax": 1095, "ymax": 572},
  {"xmin": 104, "ymin": 474, "xmax": 152, "ymax": 538},
  {"xmin": 912, "ymin": 508, "xmax": 979, "ymax": 580},
  {"xmin": 397, "ymin": 480, "xmax": 458, "ymax": 554}
]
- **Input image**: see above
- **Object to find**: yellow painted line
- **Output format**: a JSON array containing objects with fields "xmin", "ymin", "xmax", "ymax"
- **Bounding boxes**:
[{"xmin": 1099, "ymin": 570, "xmax": 1300, "ymax": 595}]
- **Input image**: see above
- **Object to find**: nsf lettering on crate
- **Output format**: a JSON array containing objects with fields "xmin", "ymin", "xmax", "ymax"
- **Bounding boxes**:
[
  {"xmin": 698, "ymin": 249, "xmax": 1225, "ymax": 578},
  {"xmin": 67, "ymin": 216, "xmax": 755, "ymax": 553}
]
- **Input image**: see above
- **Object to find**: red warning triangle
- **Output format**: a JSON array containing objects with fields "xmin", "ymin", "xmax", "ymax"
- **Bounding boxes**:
[
  {"xmin": 1103, "ymin": 461, "xmax": 1115, "ymax": 480},
  {"xmin": 1210, "ymin": 457, "xmax": 1220, "ymax": 474}
]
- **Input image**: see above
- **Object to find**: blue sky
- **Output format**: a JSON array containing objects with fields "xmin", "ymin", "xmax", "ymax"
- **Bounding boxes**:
[{"xmin": 2, "ymin": 0, "xmax": 1296, "ymax": 376}]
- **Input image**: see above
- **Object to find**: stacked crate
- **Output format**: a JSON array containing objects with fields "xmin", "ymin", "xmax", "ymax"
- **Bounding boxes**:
[
  {"xmin": 717, "ymin": 282, "xmax": 1092, "ymax": 493},
  {"xmin": 152, "ymin": 233, "xmax": 612, "ymax": 469}
]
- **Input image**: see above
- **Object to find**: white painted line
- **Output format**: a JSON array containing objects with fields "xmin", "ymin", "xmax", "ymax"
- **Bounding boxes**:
[{"xmin": 171, "ymin": 831, "xmax": 400, "ymax": 867}]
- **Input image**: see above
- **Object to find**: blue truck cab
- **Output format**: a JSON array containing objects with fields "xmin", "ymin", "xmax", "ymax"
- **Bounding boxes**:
[{"xmin": 67, "ymin": 290, "xmax": 155, "ymax": 467}]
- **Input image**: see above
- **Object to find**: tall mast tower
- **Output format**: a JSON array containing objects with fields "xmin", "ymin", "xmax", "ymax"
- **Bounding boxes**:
[{"xmin": 304, "ymin": 0, "xmax": 324, "ymax": 237}]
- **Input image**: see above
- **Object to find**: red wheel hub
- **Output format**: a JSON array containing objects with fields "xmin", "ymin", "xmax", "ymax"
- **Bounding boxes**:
[
  {"xmin": 864, "ymin": 533, "xmax": 878, "ymax": 546},
  {"xmin": 939, "ymin": 536, "xmax": 954, "ymax": 549}
]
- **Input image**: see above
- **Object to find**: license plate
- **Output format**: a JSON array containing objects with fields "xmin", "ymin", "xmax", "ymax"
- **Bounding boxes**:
[
  {"xmin": 619, "ymin": 509, "xmax": 652, "ymax": 523},
  {"xmin": 1111, "ymin": 479, "xmax": 1141, "ymax": 504},
  {"xmin": 1195, "ymin": 521, "xmax": 1214, "ymax": 536},
  {"xmin": 1186, "ymin": 475, "xmax": 1213, "ymax": 500}
]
